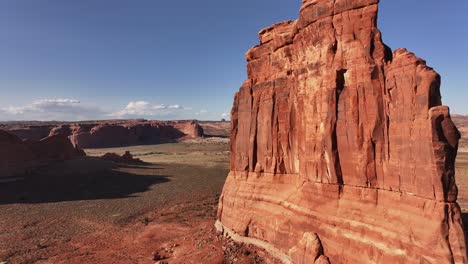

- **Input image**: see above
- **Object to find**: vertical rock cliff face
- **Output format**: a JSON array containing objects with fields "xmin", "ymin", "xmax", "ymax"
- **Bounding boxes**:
[{"xmin": 216, "ymin": 0, "xmax": 467, "ymax": 263}]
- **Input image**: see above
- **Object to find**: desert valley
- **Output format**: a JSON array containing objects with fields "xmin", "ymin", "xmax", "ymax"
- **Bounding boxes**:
[
  {"xmin": 1, "ymin": 0, "xmax": 468, "ymax": 263},
  {"xmin": 1, "ymin": 116, "xmax": 468, "ymax": 263}
]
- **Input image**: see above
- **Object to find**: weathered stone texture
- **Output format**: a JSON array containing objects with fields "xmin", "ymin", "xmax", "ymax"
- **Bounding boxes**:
[{"xmin": 217, "ymin": 0, "xmax": 467, "ymax": 263}]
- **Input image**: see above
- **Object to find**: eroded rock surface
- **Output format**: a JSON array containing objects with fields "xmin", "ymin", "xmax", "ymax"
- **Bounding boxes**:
[
  {"xmin": 3, "ymin": 120, "xmax": 204, "ymax": 149},
  {"xmin": 217, "ymin": 0, "xmax": 467, "ymax": 263},
  {"xmin": 0, "ymin": 131, "xmax": 84, "ymax": 178},
  {"xmin": 69, "ymin": 120, "xmax": 204, "ymax": 148}
]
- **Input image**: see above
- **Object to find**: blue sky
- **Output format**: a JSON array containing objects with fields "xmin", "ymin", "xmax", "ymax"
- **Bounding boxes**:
[{"xmin": 0, "ymin": 0, "xmax": 466, "ymax": 121}]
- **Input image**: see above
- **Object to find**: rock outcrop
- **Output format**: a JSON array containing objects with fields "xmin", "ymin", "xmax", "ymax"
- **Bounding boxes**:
[
  {"xmin": 0, "ymin": 130, "xmax": 36, "ymax": 178},
  {"xmin": 68, "ymin": 120, "xmax": 203, "ymax": 148},
  {"xmin": 100, "ymin": 151, "xmax": 143, "ymax": 164},
  {"xmin": 173, "ymin": 120, "xmax": 205, "ymax": 138},
  {"xmin": 7, "ymin": 125, "xmax": 55, "ymax": 141},
  {"xmin": 216, "ymin": 0, "xmax": 467, "ymax": 263},
  {"xmin": 0, "ymin": 130, "xmax": 85, "ymax": 178},
  {"xmin": 4, "ymin": 120, "xmax": 204, "ymax": 149}
]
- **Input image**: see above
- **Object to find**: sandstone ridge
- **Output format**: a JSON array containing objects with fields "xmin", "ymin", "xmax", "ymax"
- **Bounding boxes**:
[
  {"xmin": 2, "ymin": 120, "xmax": 204, "ymax": 149},
  {"xmin": 0, "ymin": 130, "xmax": 84, "ymax": 179},
  {"xmin": 217, "ymin": 0, "xmax": 467, "ymax": 263}
]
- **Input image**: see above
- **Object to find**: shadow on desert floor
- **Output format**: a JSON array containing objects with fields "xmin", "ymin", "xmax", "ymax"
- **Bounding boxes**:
[{"xmin": 0, "ymin": 157, "xmax": 170, "ymax": 205}]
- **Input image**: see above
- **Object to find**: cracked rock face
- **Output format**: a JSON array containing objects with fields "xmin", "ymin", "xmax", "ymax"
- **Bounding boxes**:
[{"xmin": 216, "ymin": 0, "xmax": 467, "ymax": 263}]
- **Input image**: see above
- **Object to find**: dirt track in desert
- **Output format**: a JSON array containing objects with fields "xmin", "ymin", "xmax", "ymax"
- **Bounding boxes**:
[{"xmin": 1, "ymin": 139, "xmax": 468, "ymax": 264}]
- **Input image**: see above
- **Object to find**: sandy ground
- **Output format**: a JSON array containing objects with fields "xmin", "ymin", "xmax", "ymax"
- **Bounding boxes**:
[{"xmin": 1, "ymin": 138, "xmax": 468, "ymax": 264}]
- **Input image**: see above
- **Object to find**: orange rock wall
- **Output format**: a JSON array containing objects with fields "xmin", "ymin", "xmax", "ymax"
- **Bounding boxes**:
[{"xmin": 217, "ymin": 0, "xmax": 467, "ymax": 263}]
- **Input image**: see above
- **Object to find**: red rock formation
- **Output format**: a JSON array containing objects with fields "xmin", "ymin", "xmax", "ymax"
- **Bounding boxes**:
[
  {"xmin": 69, "ymin": 121, "xmax": 203, "ymax": 148},
  {"xmin": 173, "ymin": 120, "xmax": 204, "ymax": 138},
  {"xmin": 48, "ymin": 125, "xmax": 72, "ymax": 138},
  {"xmin": 0, "ymin": 131, "xmax": 85, "ymax": 178},
  {"xmin": 25, "ymin": 135, "xmax": 85, "ymax": 160},
  {"xmin": 217, "ymin": 0, "xmax": 467, "ymax": 263},
  {"xmin": 0, "ymin": 130, "xmax": 36, "ymax": 178},
  {"xmin": 8, "ymin": 125, "xmax": 55, "ymax": 141},
  {"xmin": 3, "ymin": 120, "xmax": 204, "ymax": 149},
  {"xmin": 101, "ymin": 151, "xmax": 143, "ymax": 164}
]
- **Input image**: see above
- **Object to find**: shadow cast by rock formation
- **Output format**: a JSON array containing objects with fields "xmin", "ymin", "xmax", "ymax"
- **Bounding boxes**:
[
  {"xmin": 204, "ymin": 134, "xmax": 230, "ymax": 139},
  {"xmin": 85, "ymin": 139, "xmax": 178, "ymax": 149},
  {"xmin": 463, "ymin": 213, "xmax": 468, "ymax": 244},
  {"xmin": 0, "ymin": 157, "xmax": 170, "ymax": 204}
]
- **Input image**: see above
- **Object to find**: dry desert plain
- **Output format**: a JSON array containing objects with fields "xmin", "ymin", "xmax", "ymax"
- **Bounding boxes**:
[{"xmin": 0, "ymin": 119, "xmax": 467, "ymax": 264}]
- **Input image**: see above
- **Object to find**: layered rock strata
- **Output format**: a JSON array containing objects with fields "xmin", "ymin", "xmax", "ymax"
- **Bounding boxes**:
[
  {"xmin": 4, "ymin": 120, "xmax": 204, "ymax": 149},
  {"xmin": 216, "ymin": 0, "xmax": 467, "ymax": 263}
]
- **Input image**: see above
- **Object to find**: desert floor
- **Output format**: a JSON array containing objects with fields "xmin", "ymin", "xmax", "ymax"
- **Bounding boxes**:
[{"xmin": 0, "ymin": 141, "xmax": 467, "ymax": 264}]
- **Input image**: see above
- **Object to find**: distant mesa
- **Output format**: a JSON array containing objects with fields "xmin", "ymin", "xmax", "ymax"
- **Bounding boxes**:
[
  {"xmin": 1, "ymin": 119, "xmax": 204, "ymax": 149},
  {"xmin": 216, "ymin": 0, "xmax": 467, "ymax": 263},
  {"xmin": 0, "ymin": 119, "xmax": 204, "ymax": 179},
  {"xmin": 0, "ymin": 130, "xmax": 84, "ymax": 179}
]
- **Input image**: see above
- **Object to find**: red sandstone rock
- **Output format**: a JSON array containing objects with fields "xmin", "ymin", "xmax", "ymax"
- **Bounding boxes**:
[
  {"xmin": 48, "ymin": 125, "xmax": 72, "ymax": 137},
  {"xmin": 173, "ymin": 120, "xmax": 204, "ymax": 138},
  {"xmin": 4, "ymin": 120, "xmax": 204, "ymax": 149},
  {"xmin": 25, "ymin": 135, "xmax": 85, "ymax": 160},
  {"xmin": 217, "ymin": 0, "xmax": 467, "ymax": 263},
  {"xmin": 70, "ymin": 121, "xmax": 203, "ymax": 148},
  {"xmin": 7, "ymin": 125, "xmax": 55, "ymax": 141},
  {"xmin": 0, "ymin": 130, "xmax": 36, "ymax": 178},
  {"xmin": 0, "ymin": 131, "xmax": 85, "ymax": 178}
]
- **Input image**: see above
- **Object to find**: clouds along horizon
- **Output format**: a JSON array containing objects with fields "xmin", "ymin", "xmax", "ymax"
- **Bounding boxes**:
[{"xmin": 0, "ymin": 98, "xmax": 228, "ymax": 121}]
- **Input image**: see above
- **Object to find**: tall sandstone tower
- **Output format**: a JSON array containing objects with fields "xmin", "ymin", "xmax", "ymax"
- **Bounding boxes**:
[{"xmin": 216, "ymin": 0, "xmax": 467, "ymax": 263}]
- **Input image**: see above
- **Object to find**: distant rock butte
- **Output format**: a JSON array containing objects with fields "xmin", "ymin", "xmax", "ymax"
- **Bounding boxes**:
[
  {"xmin": 5, "ymin": 120, "xmax": 204, "ymax": 149},
  {"xmin": 0, "ymin": 130, "xmax": 84, "ymax": 178},
  {"xmin": 216, "ymin": 0, "xmax": 467, "ymax": 263}
]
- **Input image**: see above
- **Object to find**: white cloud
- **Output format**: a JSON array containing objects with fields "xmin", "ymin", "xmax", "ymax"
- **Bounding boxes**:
[
  {"xmin": 2, "ymin": 99, "xmax": 81, "ymax": 115},
  {"xmin": 0, "ymin": 99, "xmax": 221, "ymax": 121},
  {"xmin": 168, "ymin": 104, "xmax": 182, "ymax": 109},
  {"xmin": 151, "ymin": 104, "xmax": 183, "ymax": 110},
  {"xmin": 152, "ymin": 104, "xmax": 167, "ymax": 110},
  {"xmin": 111, "ymin": 101, "xmax": 189, "ymax": 119},
  {"xmin": 221, "ymin": 112, "xmax": 230, "ymax": 118},
  {"xmin": 114, "ymin": 101, "xmax": 152, "ymax": 116},
  {"xmin": 40, "ymin": 99, "xmax": 80, "ymax": 104},
  {"xmin": 0, "ymin": 99, "xmax": 104, "ymax": 121}
]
